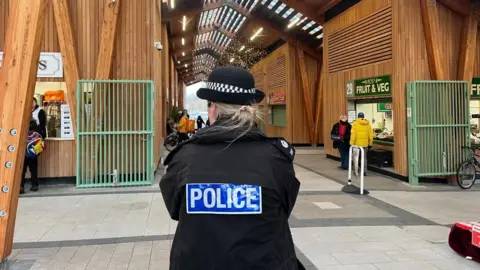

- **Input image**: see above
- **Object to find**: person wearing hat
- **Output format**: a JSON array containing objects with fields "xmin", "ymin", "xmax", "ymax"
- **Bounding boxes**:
[
  {"xmin": 350, "ymin": 112, "xmax": 373, "ymax": 176},
  {"xmin": 160, "ymin": 66, "xmax": 303, "ymax": 270}
]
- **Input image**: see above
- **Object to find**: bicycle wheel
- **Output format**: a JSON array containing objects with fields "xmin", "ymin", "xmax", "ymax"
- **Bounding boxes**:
[
  {"xmin": 456, "ymin": 160, "xmax": 476, "ymax": 189},
  {"xmin": 164, "ymin": 135, "xmax": 178, "ymax": 152}
]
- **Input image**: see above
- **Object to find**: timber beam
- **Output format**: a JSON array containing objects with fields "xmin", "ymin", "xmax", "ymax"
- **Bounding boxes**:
[
  {"xmin": 281, "ymin": 0, "xmax": 324, "ymax": 24},
  {"xmin": 457, "ymin": 10, "xmax": 478, "ymax": 80},
  {"xmin": 52, "ymin": 0, "xmax": 80, "ymax": 143},
  {"xmin": 420, "ymin": 0, "xmax": 446, "ymax": 80},
  {"xmin": 251, "ymin": 15, "xmax": 322, "ymax": 61},
  {"xmin": 313, "ymin": 64, "xmax": 324, "ymax": 145},
  {"xmin": 438, "ymin": 0, "xmax": 470, "ymax": 16},
  {"xmin": 316, "ymin": 0, "xmax": 342, "ymax": 16},
  {"xmin": 96, "ymin": 0, "xmax": 121, "ymax": 79},
  {"xmin": 0, "ymin": 0, "xmax": 47, "ymax": 259},
  {"xmin": 297, "ymin": 47, "xmax": 316, "ymax": 144}
]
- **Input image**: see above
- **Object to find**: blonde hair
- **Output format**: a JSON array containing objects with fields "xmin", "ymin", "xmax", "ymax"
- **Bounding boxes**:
[{"xmin": 209, "ymin": 102, "xmax": 262, "ymax": 141}]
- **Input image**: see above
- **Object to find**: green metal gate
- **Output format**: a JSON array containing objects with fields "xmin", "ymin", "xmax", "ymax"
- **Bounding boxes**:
[
  {"xmin": 76, "ymin": 80, "xmax": 155, "ymax": 188},
  {"xmin": 407, "ymin": 81, "xmax": 470, "ymax": 185}
]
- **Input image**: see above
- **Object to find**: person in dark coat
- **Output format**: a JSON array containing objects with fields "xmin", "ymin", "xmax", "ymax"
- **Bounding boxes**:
[
  {"xmin": 196, "ymin": 115, "xmax": 206, "ymax": 130},
  {"xmin": 330, "ymin": 114, "xmax": 352, "ymax": 170},
  {"xmin": 160, "ymin": 66, "xmax": 303, "ymax": 270}
]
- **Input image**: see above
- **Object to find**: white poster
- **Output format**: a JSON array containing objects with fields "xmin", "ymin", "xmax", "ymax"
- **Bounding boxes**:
[
  {"xmin": 348, "ymin": 110, "xmax": 356, "ymax": 123},
  {"xmin": 0, "ymin": 52, "xmax": 63, "ymax": 78}
]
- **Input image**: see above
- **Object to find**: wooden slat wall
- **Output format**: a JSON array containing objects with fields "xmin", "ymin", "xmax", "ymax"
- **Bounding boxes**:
[
  {"xmin": 153, "ymin": 0, "xmax": 163, "ymax": 164},
  {"xmin": 0, "ymin": 0, "xmax": 164, "ymax": 177},
  {"xmin": 328, "ymin": 6, "xmax": 392, "ymax": 73},
  {"xmin": 437, "ymin": 2, "xmax": 463, "ymax": 79},
  {"xmin": 37, "ymin": 140, "xmax": 75, "ymax": 178},
  {"xmin": 249, "ymin": 43, "xmax": 319, "ymax": 144},
  {"xmin": 290, "ymin": 44, "xmax": 320, "ymax": 144},
  {"xmin": 323, "ymin": 0, "xmax": 395, "ymax": 171},
  {"xmin": 476, "ymin": 26, "xmax": 480, "ymax": 76},
  {"xmin": 323, "ymin": 0, "xmax": 466, "ymax": 177}
]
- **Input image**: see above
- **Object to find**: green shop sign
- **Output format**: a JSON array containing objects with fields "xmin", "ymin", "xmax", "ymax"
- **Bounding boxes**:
[
  {"xmin": 377, "ymin": 102, "xmax": 393, "ymax": 112},
  {"xmin": 346, "ymin": 75, "xmax": 391, "ymax": 98},
  {"xmin": 472, "ymin": 77, "xmax": 480, "ymax": 98}
]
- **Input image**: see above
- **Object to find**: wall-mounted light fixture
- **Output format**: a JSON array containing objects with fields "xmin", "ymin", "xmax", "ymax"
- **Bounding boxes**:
[{"xmin": 250, "ymin": 27, "xmax": 263, "ymax": 41}]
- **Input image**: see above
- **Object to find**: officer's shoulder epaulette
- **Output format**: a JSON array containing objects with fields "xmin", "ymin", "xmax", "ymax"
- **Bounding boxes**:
[{"xmin": 267, "ymin": 137, "xmax": 295, "ymax": 162}]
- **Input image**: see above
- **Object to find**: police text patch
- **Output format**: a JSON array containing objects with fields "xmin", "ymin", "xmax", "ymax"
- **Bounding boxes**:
[{"xmin": 186, "ymin": 184, "xmax": 262, "ymax": 215}]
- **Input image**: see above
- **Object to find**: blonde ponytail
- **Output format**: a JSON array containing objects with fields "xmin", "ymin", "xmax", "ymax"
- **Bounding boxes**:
[{"xmin": 208, "ymin": 102, "xmax": 263, "ymax": 142}]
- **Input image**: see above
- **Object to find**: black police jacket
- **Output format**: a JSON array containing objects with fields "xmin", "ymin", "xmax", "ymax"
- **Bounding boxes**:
[{"xmin": 160, "ymin": 125, "xmax": 301, "ymax": 270}]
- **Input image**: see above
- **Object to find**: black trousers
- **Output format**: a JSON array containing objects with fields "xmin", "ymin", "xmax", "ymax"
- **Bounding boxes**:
[
  {"xmin": 179, "ymin": 133, "xmax": 189, "ymax": 143},
  {"xmin": 22, "ymin": 158, "xmax": 39, "ymax": 188}
]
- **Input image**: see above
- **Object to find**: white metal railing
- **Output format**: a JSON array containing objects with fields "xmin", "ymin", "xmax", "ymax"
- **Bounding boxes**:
[{"xmin": 347, "ymin": 145, "xmax": 365, "ymax": 195}]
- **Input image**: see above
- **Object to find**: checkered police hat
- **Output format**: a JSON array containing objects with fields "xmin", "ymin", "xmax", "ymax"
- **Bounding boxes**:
[{"xmin": 196, "ymin": 66, "xmax": 265, "ymax": 105}]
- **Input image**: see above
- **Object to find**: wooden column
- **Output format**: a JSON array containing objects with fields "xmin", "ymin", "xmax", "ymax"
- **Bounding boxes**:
[
  {"xmin": 457, "ymin": 12, "xmax": 478, "ymax": 81},
  {"xmin": 296, "ymin": 47, "xmax": 315, "ymax": 144},
  {"xmin": 0, "ymin": 0, "xmax": 47, "ymax": 259},
  {"xmin": 95, "ymin": 0, "xmax": 121, "ymax": 79},
  {"xmin": 420, "ymin": 0, "xmax": 446, "ymax": 80},
  {"xmin": 313, "ymin": 65, "xmax": 324, "ymax": 145},
  {"xmin": 52, "ymin": 0, "xmax": 79, "ymax": 142}
]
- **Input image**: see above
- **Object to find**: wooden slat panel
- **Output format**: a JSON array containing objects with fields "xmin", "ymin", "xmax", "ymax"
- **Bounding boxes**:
[
  {"xmin": 457, "ymin": 10, "xmax": 478, "ymax": 81},
  {"xmin": 267, "ymin": 55, "xmax": 286, "ymax": 90},
  {"xmin": 328, "ymin": 6, "xmax": 392, "ymax": 73},
  {"xmin": 297, "ymin": 48, "xmax": 315, "ymax": 144},
  {"xmin": 420, "ymin": 0, "xmax": 446, "ymax": 80}
]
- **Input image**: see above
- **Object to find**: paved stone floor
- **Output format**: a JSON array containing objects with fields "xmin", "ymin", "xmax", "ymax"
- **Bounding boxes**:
[{"xmin": 6, "ymin": 153, "xmax": 480, "ymax": 269}]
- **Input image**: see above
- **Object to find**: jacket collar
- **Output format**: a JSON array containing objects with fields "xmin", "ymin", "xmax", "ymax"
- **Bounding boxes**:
[{"xmin": 164, "ymin": 120, "xmax": 266, "ymax": 165}]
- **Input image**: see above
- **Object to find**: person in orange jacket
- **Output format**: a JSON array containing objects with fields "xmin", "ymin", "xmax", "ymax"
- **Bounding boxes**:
[{"xmin": 177, "ymin": 111, "xmax": 189, "ymax": 142}]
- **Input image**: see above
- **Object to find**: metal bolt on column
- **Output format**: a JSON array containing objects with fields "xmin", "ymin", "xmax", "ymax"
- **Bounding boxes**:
[
  {"xmin": 7, "ymin": 145, "xmax": 15, "ymax": 152},
  {"xmin": 10, "ymin": 129, "xmax": 17, "ymax": 136},
  {"xmin": 1, "ymin": 186, "xmax": 8, "ymax": 193},
  {"xmin": 0, "ymin": 211, "xmax": 6, "ymax": 217},
  {"xmin": 5, "ymin": 162, "xmax": 12, "ymax": 168}
]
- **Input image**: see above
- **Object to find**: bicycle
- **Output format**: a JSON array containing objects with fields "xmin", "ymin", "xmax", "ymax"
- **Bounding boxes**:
[
  {"xmin": 456, "ymin": 146, "xmax": 480, "ymax": 189},
  {"xmin": 164, "ymin": 131, "xmax": 179, "ymax": 152}
]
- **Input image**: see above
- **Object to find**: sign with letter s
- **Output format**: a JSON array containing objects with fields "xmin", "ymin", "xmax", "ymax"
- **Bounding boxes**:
[{"xmin": 186, "ymin": 183, "xmax": 262, "ymax": 215}]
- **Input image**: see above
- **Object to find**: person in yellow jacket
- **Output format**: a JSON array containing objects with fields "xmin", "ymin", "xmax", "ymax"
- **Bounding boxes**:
[
  {"xmin": 350, "ymin": 112, "xmax": 373, "ymax": 176},
  {"xmin": 177, "ymin": 111, "xmax": 189, "ymax": 142}
]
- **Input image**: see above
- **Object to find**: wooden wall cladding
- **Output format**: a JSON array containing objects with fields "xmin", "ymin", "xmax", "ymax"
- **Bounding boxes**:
[
  {"xmin": 327, "ymin": 5, "xmax": 392, "ymax": 73},
  {"xmin": 250, "ymin": 43, "xmax": 319, "ymax": 144},
  {"xmin": 1, "ymin": 0, "xmax": 167, "ymax": 174},
  {"xmin": 289, "ymin": 44, "xmax": 320, "ymax": 144},
  {"xmin": 323, "ymin": 0, "xmax": 467, "ymax": 177},
  {"xmin": 437, "ymin": 2, "xmax": 463, "ymax": 79},
  {"xmin": 38, "ymin": 140, "xmax": 75, "ymax": 178},
  {"xmin": 476, "ymin": 27, "xmax": 480, "ymax": 76},
  {"xmin": 252, "ymin": 68, "xmax": 265, "ymax": 89},
  {"xmin": 267, "ymin": 55, "xmax": 287, "ymax": 90}
]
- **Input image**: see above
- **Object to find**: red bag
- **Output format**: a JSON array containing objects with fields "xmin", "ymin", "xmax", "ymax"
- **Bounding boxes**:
[{"xmin": 449, "ymin": 222, "xmax": 480, "ymax": 263}]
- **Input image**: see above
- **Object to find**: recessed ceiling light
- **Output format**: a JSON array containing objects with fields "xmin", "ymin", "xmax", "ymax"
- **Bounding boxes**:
[
  {"xmin": 170, "ymin": 0, "xmax": 175, "ymax": 9},
  {"xmin": 182, "ymin": 16, "xmax": 187, "ymax": 31},
  {"xmin": 230, "ymin": 58, "xmax": 234, "ymax": 63},
  {"xmin": 182, "ymin": 38, "xmax": 185, "ymax": 45},
  {"xmin": 185, "ymin": 64, "xmax": 188, "ymax": 67},
  {"xmin": 182, "ymin": 52, "xmax": 185, "ymax": 56},
  {"xmin": 178, "ymin": 61, "xmax": 180, "ymax": 64},
  {"xmin": 239, "ymin": 45, "xmax": 245, "ymax": 51}
]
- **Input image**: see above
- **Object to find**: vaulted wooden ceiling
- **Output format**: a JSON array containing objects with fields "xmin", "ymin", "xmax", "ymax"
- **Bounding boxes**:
[{"xmin": 163, "ymin": 0, "xmax": 342, "ymax": 85}]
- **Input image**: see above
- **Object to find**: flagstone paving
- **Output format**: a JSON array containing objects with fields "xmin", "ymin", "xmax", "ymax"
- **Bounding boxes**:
[{"xmin": 5, "ymin": 155, "xmax": 480, "ymax": 269}]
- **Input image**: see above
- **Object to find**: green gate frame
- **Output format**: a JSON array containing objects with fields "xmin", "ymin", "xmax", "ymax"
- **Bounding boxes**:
[
  {"xmin": 407, "ymin": 81, "xmax": 470, "ymax": 185},
  {"xmin": 76, "ymin": 80, "xmax": 155, "ymax": 188}
]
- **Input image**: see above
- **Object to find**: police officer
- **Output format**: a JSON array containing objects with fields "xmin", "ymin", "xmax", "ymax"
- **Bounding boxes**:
[{"xmin": 160, "ymin": 66, "xmax": 303, "ymax": 270}]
